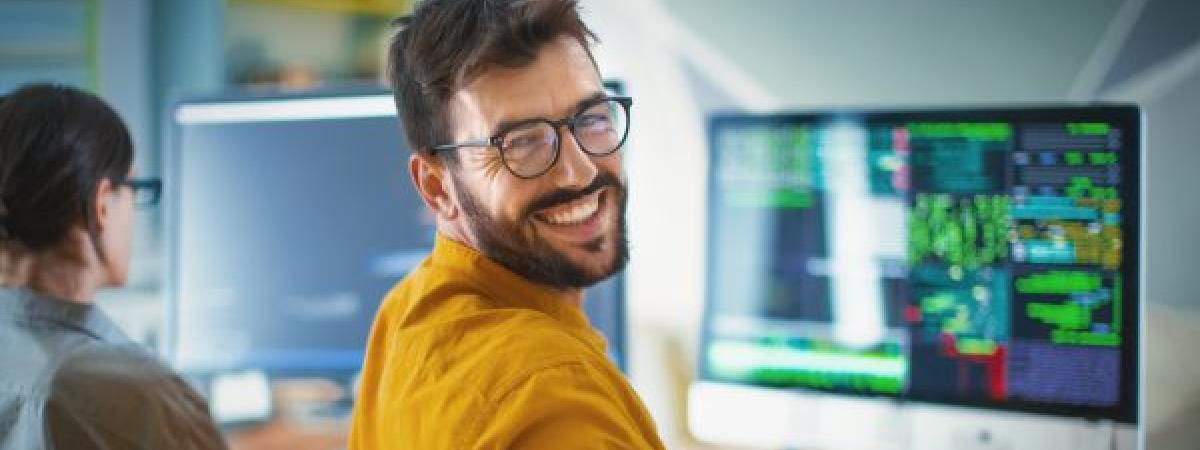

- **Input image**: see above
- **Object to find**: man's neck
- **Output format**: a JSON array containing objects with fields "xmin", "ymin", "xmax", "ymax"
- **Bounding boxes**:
[
  {"xmin": 437, "ymin": 226, "xmax": 588, "ymax": 308},
  {"xmin": 562, "ymin": 287, "xmax": 584, "ymax": 308}
]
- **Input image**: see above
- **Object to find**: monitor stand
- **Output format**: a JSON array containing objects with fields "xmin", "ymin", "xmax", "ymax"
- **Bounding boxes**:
[
  {"xmin": 907, "ymin": 404, "xmax": 1133, "ymax": 450},
  {"xmin": 689, "ymin": 382, "xmax": 1136, "ymax": 450},
  {"xmin": 689, "ymin": 382, "xmax": 909, "ymax": 450}
]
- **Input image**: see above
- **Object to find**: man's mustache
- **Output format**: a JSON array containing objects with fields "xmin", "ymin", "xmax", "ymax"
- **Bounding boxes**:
[{"xmin": 523, "ymin": 171, "xmax": 623, "ymax": 219}]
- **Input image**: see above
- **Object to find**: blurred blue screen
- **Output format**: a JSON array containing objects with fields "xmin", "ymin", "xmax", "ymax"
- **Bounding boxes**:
[{"xmin": 168, "ymin": 92, "xmax": 625, "ymax": 375}]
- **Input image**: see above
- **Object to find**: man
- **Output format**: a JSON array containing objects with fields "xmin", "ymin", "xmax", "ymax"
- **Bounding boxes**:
[{"xmin": 348, "ymin": 0, "xmax": 666, "ymax": 449}]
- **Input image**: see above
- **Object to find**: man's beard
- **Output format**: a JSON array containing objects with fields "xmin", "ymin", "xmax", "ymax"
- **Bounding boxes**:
[{"xmin": 451, "ymin": 171, "xmax": 629, "ymax": 290}]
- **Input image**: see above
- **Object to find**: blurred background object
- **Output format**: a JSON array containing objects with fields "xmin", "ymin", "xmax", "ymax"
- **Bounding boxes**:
[
  {"xmin": 223, "ymin": 0, "xmax": 399, "ymax": 90},
  {"xmin": 2, "ymin": 0, "xmax": 1198, "ymax": 449}
]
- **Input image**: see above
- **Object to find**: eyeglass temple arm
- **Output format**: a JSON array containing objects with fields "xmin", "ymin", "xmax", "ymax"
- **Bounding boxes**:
[{"xmin": 431, "ymin": 138, "xmax": 495, "ymax": 154}]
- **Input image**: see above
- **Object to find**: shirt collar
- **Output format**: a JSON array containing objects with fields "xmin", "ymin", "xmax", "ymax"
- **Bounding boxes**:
[
  {"xmin": 430, "ymin": 233, "xmax": 599, "ymax": 334},
  {"xmin": 0, "ymin": 287, "xmax": 133, "ymax": 345}
]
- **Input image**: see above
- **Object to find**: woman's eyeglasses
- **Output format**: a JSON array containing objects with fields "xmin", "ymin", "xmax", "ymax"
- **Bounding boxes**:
[{"xmin": 120, "ymin": 178, "xmax": 162, "ymax": 208}]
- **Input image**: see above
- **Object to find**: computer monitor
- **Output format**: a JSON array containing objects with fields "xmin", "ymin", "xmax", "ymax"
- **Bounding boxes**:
[
  {"xmin": 166, "ymin": 90, "xmax": 627, "ymax": 378},
  {"xmin": 690, "ymin": 106, "xmax": 1140, "ymax": 450}
]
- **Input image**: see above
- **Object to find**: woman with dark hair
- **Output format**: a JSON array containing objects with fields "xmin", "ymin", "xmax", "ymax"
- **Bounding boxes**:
[{"xmin": 0, "ymin": 84, "xmax": 227, "ymax": 450}]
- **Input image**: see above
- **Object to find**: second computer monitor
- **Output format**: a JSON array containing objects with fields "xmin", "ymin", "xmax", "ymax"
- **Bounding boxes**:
[{"xmin": 700, "ymin": 106, "xmax": 1140, "ymax": 423}]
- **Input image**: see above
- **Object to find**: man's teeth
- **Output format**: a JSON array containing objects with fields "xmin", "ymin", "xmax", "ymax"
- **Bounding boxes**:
[{"xmin": 542, "ymin": 197, "xmax": 599, "ymax": 225}]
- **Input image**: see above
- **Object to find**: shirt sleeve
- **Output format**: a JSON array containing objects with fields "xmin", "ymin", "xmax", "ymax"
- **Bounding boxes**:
[
  {"xmin": 470, "ymin": 361, "xmax": 659, "ymax": 450},
  {"xmin": 42, "ymin": 344, "xmax": 229, "ymax": 450}
]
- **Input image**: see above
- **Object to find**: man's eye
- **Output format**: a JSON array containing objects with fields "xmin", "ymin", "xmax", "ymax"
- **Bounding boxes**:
[
  {"xmin": 508, "ymin": 134, "xmax": 542, "ymax": 148},
  {"xmin": 577, "ymin": 114, "xmax": 611, "ymax": 129}
]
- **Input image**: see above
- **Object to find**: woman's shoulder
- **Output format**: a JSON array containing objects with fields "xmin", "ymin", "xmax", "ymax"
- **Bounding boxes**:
[
  {"xmin": 45, "ymin": 343, "xmax": 228, "ymax": 450},
  {"xmin": 49, "ymin": 342, "xmax": 207, "ymax": 419},
  {"xmin": 53, "ymin": 342, "xmax": 180, "ymax": 390}
]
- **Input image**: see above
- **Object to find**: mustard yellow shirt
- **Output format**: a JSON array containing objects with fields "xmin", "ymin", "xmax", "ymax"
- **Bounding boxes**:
[{"xmin": 349, "ymin": 234, "xmax": 666, "ymax": 450}]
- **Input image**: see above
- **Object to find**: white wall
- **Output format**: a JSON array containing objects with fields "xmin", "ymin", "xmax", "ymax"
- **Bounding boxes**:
[
  {"xmin": 1102, "ymin": 39, "xmax": 1200, "ymax": 442},
  {"xmin": 658, "ymin": 0, "xmax": 1123, "ymax": 106},
  {"xmin": 1105, "ymin": 44, "xmax": 1200, "ymax": 312}
]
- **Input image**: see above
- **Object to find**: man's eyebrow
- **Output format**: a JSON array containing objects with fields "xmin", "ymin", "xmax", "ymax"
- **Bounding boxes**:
[
  {"xmin": 491, "ymin": 91, "xmax": 608, "ymax": 136},
  {"xmin": 570, "ymin": 91, "xmax": 608, "ymax": 115}
]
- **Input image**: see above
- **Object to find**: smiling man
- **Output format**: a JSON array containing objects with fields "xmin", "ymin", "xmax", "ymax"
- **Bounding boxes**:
[{"xmin": 347, "ymin": 1, "xmax": 666, "ymax": 449}]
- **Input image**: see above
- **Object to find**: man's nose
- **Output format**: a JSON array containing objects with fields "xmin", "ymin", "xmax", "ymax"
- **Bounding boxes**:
[{"xmin": 548, "ymin": 126, "xmax": 599, "ymax": 190}]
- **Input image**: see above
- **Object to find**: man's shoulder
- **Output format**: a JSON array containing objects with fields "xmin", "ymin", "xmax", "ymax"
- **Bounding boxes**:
[
  {"xmin": 371, "ymin": 259, "xmax": 608, "ymax": 394},
  {"xmin": 379, "ymin": 290, "xmax": 596, "ymax": 387},
  {"xmin": 396, "ymin": 292, "xmax": 593, "ymax": 368},
  {"xmin": 379, "ymin": 264, "xmax": 587, "ymax": 350}
]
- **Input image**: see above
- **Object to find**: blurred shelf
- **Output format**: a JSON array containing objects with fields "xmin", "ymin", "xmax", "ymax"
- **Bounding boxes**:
[{"xmin": 230, "ymin": 0, "xmax": 410, "ymax": 17}]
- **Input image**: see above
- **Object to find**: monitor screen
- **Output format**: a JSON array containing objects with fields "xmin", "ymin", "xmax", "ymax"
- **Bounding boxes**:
[
  {"xmin": 168, "ymin": 91, "xmax": 626, "ymax": 375},
  {"xmin": 700, "ymin": 106, "xmax": 1139, "ymax": 422}
]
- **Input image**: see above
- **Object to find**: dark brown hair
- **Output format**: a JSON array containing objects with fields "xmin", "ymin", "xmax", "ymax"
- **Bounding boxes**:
[
  {"xmin": 0, "ymin": 84, "xmax": 134, "ymax": 259},
  {"xmin": 387, "ymin": 0, "xmax": 598, "ymax": 160}
]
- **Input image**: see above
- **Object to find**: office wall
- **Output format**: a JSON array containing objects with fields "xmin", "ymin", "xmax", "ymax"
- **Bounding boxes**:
[
  {"xmin": 1098, "ymin": 3, "xmax": 1200, "ymax": 437},
  {"xmin": 1098, "ymin": 1, "xmax": 1200, "ymax": 312},
  {"xmin": 657, "ymin": 0, "xmax": 1123, "ymax": 106},
  {"xmin": 1139, "ymin": 67, "xmax": 1200, "ymax": 310}
]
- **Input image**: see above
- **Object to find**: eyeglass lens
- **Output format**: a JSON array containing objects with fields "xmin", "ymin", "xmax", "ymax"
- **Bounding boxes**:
[{"xmin": 499, "ymin": 99, "xmax": 629, "ymax": 178}]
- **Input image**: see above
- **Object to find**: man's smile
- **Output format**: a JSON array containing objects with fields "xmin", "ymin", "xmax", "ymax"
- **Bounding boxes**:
[{"xmin": 532, "ymin": 187, "xmax": 611, "ymax": 244}]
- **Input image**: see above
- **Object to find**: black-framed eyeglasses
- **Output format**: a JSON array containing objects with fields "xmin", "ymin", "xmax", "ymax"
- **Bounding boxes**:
[
  {"xmin": 119, "ymin": 177, "xmax": 162, "ymax": 208},
  {"xmin": 431, "ymin": 96, "xmax": 632, "ymax": 179}
]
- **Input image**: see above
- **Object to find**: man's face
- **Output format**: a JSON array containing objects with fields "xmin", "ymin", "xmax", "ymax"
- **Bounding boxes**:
[{"xmin": 442, "ymin": 36, "xmax": 627, "ymax": 289}]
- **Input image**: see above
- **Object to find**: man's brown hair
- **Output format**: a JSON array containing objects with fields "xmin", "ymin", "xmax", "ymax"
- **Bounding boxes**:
[{"xmin": 388, "ymin": 0, "xmax": 598, "ymax": 160}]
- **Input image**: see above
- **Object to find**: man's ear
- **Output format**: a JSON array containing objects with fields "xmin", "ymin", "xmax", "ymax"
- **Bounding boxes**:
[{"xmin": 409, "ymin": 152, "xmax": 458, "ymax": 220}]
